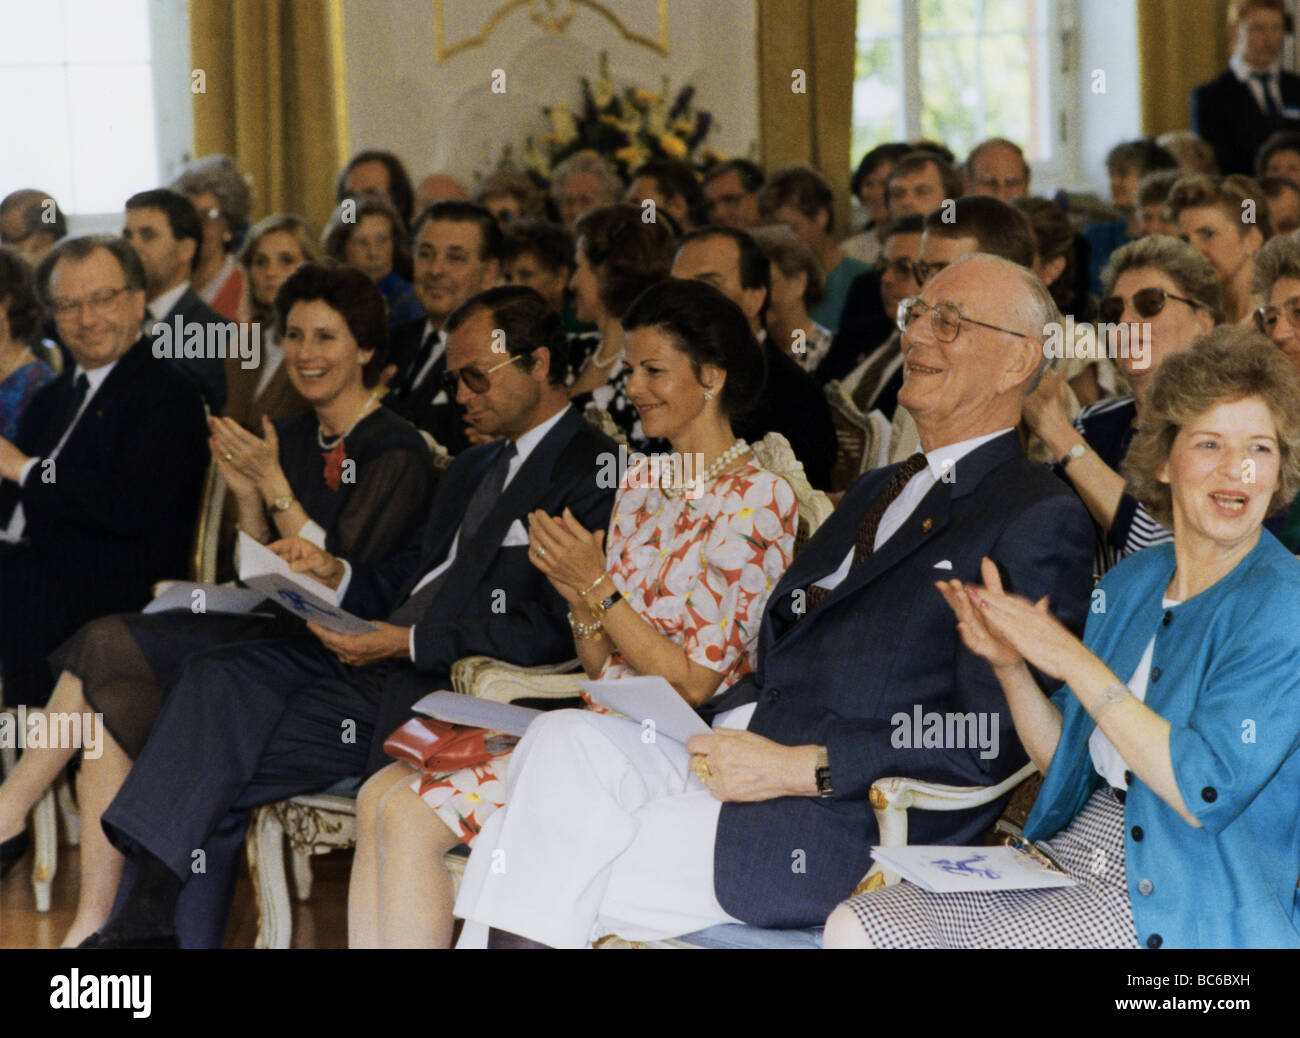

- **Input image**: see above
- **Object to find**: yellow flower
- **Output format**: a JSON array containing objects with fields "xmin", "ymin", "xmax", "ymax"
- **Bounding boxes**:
[
  {"xmin": 600, "ymin": 114, "xmax": 624, "ymax": 128},
  {"xmin": 634, "ymin": 88, "xmax": 661, "ymax": 106},
  {"xmin": 658, "ymin": 133, "xmax": 688, "ymax": 159},
  {"xmin": 671, "ymin": 118, "xmax": 696, "ymax": 137},
  {"xmin": 615, "ymin": 144, "xmax": 649, "ymax": 168}
]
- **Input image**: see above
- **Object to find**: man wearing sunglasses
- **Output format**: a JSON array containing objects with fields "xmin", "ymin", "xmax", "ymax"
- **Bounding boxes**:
[{"xmin": 83, "ymin": 285, "xmax": 619, "ymax": 949}]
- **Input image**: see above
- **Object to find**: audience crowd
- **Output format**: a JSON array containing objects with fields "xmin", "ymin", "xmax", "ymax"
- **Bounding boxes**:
[{"xmin": 2, "ymin": 0, "xmax": 1299, "ymax": 951}]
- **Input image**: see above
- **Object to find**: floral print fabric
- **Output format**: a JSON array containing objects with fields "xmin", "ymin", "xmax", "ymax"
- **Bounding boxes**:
[{"xmin": 411, "ymin": 455, "xmax": 798, "ymax": 843}]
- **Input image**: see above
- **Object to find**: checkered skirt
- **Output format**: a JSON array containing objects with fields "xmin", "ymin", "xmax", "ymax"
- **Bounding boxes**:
[{"xmin": 842, "ymin": 787, "xmax": 1140, "ymax": 948}]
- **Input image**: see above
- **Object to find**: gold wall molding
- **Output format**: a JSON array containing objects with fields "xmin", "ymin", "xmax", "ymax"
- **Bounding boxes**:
[{"xmin": 433, "ymin": 0, "xmax": 669, "ymax": 62}]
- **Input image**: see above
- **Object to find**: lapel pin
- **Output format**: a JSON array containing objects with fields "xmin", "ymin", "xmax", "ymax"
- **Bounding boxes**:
[{"xmin": 921, "ymin": 517, "xmax": 932, "ymax": 532}]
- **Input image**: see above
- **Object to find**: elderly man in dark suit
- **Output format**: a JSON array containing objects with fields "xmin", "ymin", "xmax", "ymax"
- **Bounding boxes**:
[
  {"xmin": 1192, "ymin": 0, "xmax": 1300, "ymax": 177},
  {"xmin": 123, "ymin": 188, "xmax": 232, "ymax": 412},
  {"xmin": 450, "ymin": 253, "xmax": 1095, "ymax": 947},
  {"xmin": 81, "ymin": 285, "xmax": 617, "ymax": 948},
  {"xmin": 0, "ymin": 236, "xmax": 208, "ymax": 708}
]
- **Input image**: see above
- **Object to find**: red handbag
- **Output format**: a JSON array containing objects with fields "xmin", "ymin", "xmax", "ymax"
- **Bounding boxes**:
[{"xmin": 383, "ymin": 717, "xmax": 517, "ymax": 772}]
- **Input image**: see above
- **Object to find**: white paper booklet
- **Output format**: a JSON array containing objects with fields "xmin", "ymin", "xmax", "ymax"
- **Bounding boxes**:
[
  {"xmin": 236, "ymin": 531, "xmax": 377, "ymax": 635},
  {"xmin": 411, "ymin": 691, "xmax": 543, "ymax": 738},
  {"xmin": 869, "ymin": 843, "xmax": 1077, "ymax": 893},
  {"xmin": 142, "ymin": 581, "xmax": 266, "ymax": 616},
  {"xmin": 579, "ymin": 676, "xmax": 711, "ymax": 745}
]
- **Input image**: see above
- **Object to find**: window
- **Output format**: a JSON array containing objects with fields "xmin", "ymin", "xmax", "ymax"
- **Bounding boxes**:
[
  {"xmin": 854, "ymin": 0, "xmax": 1060, "ymax": 166},
  {"xmin": 0, "ymin": 0, "xmax": 192, "ymax": 221}
]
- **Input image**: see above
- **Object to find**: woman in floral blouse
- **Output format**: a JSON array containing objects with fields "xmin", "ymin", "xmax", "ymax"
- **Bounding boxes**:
[{"xmin": 348, "ymin": 279, "xmax": 800, "ymax": 947}]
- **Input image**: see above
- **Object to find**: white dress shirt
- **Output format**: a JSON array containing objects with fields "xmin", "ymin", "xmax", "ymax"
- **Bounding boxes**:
[
  {"xmin": 147, "ymin": 281, "xmax": 190, "ymax": 324},
  {"xmin": 813, "ymin": 427, "xmax": 1014, "ymax": 591}
]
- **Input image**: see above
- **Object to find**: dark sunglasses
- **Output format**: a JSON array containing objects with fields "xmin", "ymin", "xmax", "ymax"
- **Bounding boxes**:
[
  {"xmin": 440, "ymin": 352, "xmax": 527, "ymax": 395},
  {"xmin": 1098, "ymin": 286, "xmax": 1202, "ymax": 325},
  {"xmin": 1253, "ymin": 295, "xmax": 1300, "ymax": 336}
]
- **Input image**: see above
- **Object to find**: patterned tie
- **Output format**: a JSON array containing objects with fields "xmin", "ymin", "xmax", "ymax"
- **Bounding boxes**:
[
  {"xmin": 804, "ymin": 451, "xmax": 927, "ymax": 612},
  {"xmin": 387, "ymin": 441, "xmax": 518, "ymax": 625}
]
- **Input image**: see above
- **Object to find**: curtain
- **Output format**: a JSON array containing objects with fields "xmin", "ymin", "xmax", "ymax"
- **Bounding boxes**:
[
  {"xmin": 189, "ymin": 0, "xmax": 348, "ymax": 229},
  {"xmin": 756, "ymin": 0, "xmax": 857, "ymax": 236},
  {"xmin": 1138, "ymin": 0, "xmax": 1232, "ymax": 136}
]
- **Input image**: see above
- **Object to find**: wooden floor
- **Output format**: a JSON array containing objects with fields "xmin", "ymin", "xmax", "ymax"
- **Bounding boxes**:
[{"xmin": 0, "ymin": 837, "xmax": 353, "ymax": 949}]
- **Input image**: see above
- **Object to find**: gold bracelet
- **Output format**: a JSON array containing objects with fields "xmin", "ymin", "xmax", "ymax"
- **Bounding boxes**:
[
  {"xmin": 567, "ymin": 612, "xmax": 604, "ymax": 639},
  {"xmin": 580, "ymin": 573, "xmax": 609, "ymax": 598}
]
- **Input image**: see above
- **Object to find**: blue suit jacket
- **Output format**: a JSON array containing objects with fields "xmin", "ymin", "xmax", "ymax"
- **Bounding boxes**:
[
  {"xmin": 700, "ymin": 431, "xmax": 1095, "ymax": 927},
  {"xmin": 1024, "ymin": 534, "xmax": 1300, "ymax": 949}
]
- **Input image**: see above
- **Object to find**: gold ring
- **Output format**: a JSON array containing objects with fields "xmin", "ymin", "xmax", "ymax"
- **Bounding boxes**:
[
  {"xmin": 691, "ymin": 756, "xmax": 710, "ymax": 780},
  {"xmin": 537, "ymin": 545, "xmax": 547, "ymax": 557},
  {"xmin": 223, "ymin": 452, "xmax": 233, "ymax": 462}
]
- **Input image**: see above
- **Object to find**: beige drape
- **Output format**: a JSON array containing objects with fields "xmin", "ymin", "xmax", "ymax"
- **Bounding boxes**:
[
  {"xmin": 756, "ymin": 0, "xmax": 857, "ymax": 235},
  {"xmin": 189, "ymin": 0, "xmax": 348, "ymax": 229},
  {"xmin": 1138, "ymin": 0, "xmax": 1232, "ymax": 135}
]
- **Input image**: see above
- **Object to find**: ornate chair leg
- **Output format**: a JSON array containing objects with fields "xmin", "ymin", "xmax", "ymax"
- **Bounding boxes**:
[
  {"xmin": 247, "ymin": 804, "xmax": 292, "ymax": 950},
  {"xmin": 56, "ymin": 775, "xmax": 80, "ymax": 846},
  {"xmin": 32, "ymin": 787, "xmax": 57, "ymax": 913},
  {"xmin": 290, "ymin": 848, "xmax": 314, "ymax": 902}
]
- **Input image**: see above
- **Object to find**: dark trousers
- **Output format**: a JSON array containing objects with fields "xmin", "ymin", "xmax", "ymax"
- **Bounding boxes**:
[{"xmin": 101, "ymin": 634, "xmax": 388, "ymax": 947}]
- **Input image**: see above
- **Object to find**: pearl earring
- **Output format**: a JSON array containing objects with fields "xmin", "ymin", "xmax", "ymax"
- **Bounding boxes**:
[{"xmin": 704, "ymin": 388, "xmax": 714, "ymax": 401}]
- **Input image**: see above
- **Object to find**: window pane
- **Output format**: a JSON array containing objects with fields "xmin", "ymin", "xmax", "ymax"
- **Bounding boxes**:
[
  {"xmin": 0, "ymin": 66, "xmax": 74, "ymax": 202},
  {"xmin": 981, "ymin": 0, "xmax": 1034, "ymax": 33},
  {"xmin": 858, "ymin": 0, "xmax": 900, "ymax": 34},
  {"xmin": 918, "ymin": 35, "xmax": 979, "ymax": 154},
  {"xmin": 920, "ymin": 0, "xmax": 976, "ymax": 35},
  {"xmin": 0, "ymin": 0, "xmax": 69, "ymax": 64},
  {"xmin": 979, "ymin": 34, "xmax": 1035, "ymax": 149},
  {"xmin": 853, "ymin": 37, "xmax": 904, "ymax": 161},
  {"xmin": 67, "ymin": 64, "xmax": 158, "ymax": 214},
  {"xmin": 66, "ymin": 0, "xmax": 151, "ymax": 64}
]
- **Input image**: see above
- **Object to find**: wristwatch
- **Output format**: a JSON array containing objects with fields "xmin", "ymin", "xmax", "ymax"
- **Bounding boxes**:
[
  {"xmin": 586, "ymin": 588, "xmax": 623, "ymax": 620},
  {"xmin": 814, "ymin": 746, "xmax": 833, "ymax": 797},
  {"xmin": 1059, "ymin": 442, "xmax": 1087, "ymax": 467}
]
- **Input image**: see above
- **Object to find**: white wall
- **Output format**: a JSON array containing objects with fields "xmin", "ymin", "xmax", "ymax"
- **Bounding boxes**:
[{"xmin": 338, "ymin": 0, "xmax": 759, "ymax": 188}]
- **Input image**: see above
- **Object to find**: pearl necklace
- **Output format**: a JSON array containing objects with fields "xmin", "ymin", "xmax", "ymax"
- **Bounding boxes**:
[
  {"xmin": 660, "ymin": 439, "xmax": 749, "ymax": 498},
  {"xmin": 317, "ymin": 392, "xmax": 380, "ymax": 450}
]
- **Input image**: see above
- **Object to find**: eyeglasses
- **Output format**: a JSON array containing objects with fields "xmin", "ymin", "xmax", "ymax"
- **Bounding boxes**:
[
  {"xmin": 1254, "ymin": 296, "xmax": 1300, "ymax": 336},
  {"xmin": 48, "ymin": 286, "xmax": 131, "ymax": 319},
  {"xmin": 1098, "ymin": 286, "xmax": 1202, "ymax": 325},
  {"xmin": 873, "ymin": 257, "xmax": 921, "ymax": 283},
  {"xmin": 440, "ymin": 352, "xmax": 528, "ymax": 395},
  {"xmin": 897, "ymin": 297, "xmax": 1029, "ymax": 343},
  {"xmin": 974, "ymin": 175, "xmax": 1028, "ymax": 192},
  {"xmin": 912, "ymin": 259, "xmax": 949, "ymax": 284}
]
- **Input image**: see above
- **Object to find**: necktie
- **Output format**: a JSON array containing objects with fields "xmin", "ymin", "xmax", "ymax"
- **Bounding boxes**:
[
  {"xmin": 1254, "ymin": 73, "xmax": 1281, "ymax": 128},
  {"xmin": 388, "ymin": 441, "xmax": 518, "ymax": 624},
  {"xmin": 401, "ymin": 329, "xmax": 441, "ymax": 396},
  {"xmin": 804, "ymin": 451, "xmax": 927, "ymax": 613}
]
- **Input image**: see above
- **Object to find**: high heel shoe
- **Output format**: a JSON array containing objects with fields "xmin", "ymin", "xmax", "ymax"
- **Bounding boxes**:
[{"xmin": 0, "ymin": 828, "xmax": 29, "ymax": 879}]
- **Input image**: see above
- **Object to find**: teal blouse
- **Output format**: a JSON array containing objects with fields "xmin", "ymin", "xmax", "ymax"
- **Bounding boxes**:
[{"xmin": 1024, "ymin": 534, "xmax": 1300, "ymax": 949}]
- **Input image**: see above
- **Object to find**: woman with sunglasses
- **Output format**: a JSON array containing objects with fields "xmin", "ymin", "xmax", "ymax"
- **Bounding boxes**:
[
  {"xmin": 0, "ymin": 264, "xmax": 437, "ymax": 942},
  {"xmin": 1024, "ymin": 237, "xmax": 1220, "ymax": 574},
  {"xmin": 1250, "ymin": 232, "xmax": 1300, "ymax": 549},
  {"xmin": 827, "ymin": 330, "xmax": 1300, "ymax": 949},
  {"xmin": 347, "ymin": 279, "xmax": 799, "ymax": 948}
]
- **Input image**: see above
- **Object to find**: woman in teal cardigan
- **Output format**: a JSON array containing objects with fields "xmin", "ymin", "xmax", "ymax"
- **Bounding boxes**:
[{"xmin": 826, "ymin": 328, "xmax": 1300, "ymax": 948}]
